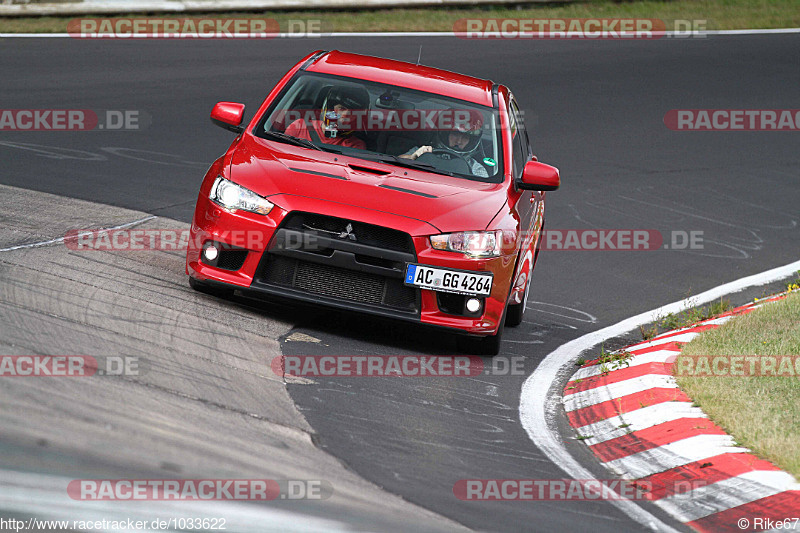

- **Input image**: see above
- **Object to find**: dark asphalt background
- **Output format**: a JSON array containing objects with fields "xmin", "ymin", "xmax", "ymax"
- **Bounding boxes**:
[{"xmin": 2, "ymin": 35, "xmax": 798, "ymax": 531}]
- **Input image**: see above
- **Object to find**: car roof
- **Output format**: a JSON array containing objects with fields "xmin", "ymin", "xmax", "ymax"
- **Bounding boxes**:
[{"xmin": 305, "ymin": 50, "xmax": 496, "ymax": 108}]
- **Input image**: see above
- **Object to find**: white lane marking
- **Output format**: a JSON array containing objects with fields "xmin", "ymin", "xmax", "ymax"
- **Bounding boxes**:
[
  {"xmin": 654, "ymin": 472, "xmax": 800, "ymax": 523},
  {"xmin": 700, "ymin": 28, "xmax": 800, "ymax": 35},
  {"xmin": 519, "ymin": 258, "xmax": 800, "ymax": 532},
  {"xmin": 100, "ymin": 146, "xmax": 206, "ymax": 167},
  {"xmin": 0, "ymin": 216, "xmax": 156, "ymax": 253},
  {"xmin": 603, "ymin": 435, "xmax": 750, "ymax": 479},
  {"xmin": 527, "ymin": 301, "xmax": 598, "ymax": 323},
  {"xmin": 575, "ymin": 403, "xmax": 705, "ymax": 446},
  {"xmin": 699, "ymin": 315, "xmax": 735, "ymax": 326},
  {"xmin": 285, "ymin": 332, "xmax": 322, "ymax": 343},
  {"xmin": 563, "ymin": 374, "xmax": 678, "ymax": 412},
  {"xmin": 0, "ymin": 141, "xmax": 107, "ymax": 160},
  {"xmin": 2, "ymin": 29, "xmax": 800, "ymax": 38},
  {"xmin": 571, "ymin": 348, "xmax": 680, "ymax": 380},
  {"xmin": 624, "ymin": 331, "xmax": 701, "ymax": 351},
  {"xmin": 284, "ymin": 375, "xmax": 317, "ymax": 385}
]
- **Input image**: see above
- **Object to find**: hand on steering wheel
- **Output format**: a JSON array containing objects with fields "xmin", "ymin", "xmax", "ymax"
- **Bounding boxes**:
[
  {"xmin": 399, "ymin": 145, "xmax": 433, "ymax": 160},
  {"xmin": 413, "ymin": 145, "xmax": 433, "ymax": 158},
  {"xmin": 428, "ymin": 148, "xmax": 456, "ymax": 159}
]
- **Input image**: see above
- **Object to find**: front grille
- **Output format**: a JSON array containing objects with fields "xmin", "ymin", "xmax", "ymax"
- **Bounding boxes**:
[
  {"xmin": 254, "ymin": 212, "xmax": 419, "ymax": 315},
  {"xmin": 295, "ymin": 261, "xmax": 383, "ymax": 303},
  {"xmin": 260, "ymin": 255, "xmax": 417, "ymax": 311},
  {"xmin": 281, "ymin": 212, "xmax": 414, "ymax": 254}
]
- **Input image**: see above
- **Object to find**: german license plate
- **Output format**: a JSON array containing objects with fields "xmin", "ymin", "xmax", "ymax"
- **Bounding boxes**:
[{"xmin": 404, "ymin": 264, "xmax": 493, "ymax": 296}]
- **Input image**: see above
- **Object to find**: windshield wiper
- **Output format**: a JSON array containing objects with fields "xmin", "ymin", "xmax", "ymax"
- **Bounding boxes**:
[
  {"xmin": 262, "ymin": 131, "xmax": 323, "ymax": 151},
  {"xmin": 359, "ymin": 154, "xmax": 455, "ymax": 177}
]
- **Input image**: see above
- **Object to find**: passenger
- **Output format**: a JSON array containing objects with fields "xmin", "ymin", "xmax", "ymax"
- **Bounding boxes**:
[{"xmin": 399, "ymin": 109, "xmax": 488, "ymax": 178}]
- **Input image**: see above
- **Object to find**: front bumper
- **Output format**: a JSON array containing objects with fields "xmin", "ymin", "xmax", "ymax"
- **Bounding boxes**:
[{"xmin": 186, "ymin": 194, "xmax": 515, "ymax": 336}]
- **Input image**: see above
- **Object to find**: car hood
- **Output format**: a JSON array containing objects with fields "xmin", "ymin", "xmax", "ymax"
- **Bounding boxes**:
[{"xmin": 227, "ymin": 135, "xmax": 508, "ymax": 234}]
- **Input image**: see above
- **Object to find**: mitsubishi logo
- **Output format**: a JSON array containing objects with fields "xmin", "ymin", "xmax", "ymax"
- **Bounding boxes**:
[{"xmin": 339, "ymin": 223, "xmax": 357, "ymax": 241}]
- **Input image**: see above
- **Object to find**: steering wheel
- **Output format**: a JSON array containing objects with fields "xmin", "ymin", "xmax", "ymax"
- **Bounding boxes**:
[
  {"xmin": 417, "ymin": 149, "xmax": 471, "ymax": 174},
  {"xmin": 428, "ymin": 148, "xmax": 458, "ymax": 159}
]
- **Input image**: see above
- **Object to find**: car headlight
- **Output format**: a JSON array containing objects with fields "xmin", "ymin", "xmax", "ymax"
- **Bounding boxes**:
[
  {"xmin": 430, "ymin": 230, "xmax": 504, "ymax": 258},
  {"xmin": 209, "ymin": 176, "xmax": 273, "ymax": 215}
]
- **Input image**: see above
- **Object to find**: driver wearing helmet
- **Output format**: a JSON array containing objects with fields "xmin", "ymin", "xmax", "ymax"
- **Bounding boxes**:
[
  {"xmin": 285, "ymin": 85, "xmax": 369, "ymax": 150},
  {"xmin": 400, "ymin": 109, "xmax": 488, "ymax": 178}
]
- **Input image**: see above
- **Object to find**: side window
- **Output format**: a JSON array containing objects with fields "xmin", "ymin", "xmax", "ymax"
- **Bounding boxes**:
[
  {"xmin": 510, "ymin": 99, "xmax": 531, "ymax": 155},
  {"xmin": 509, "ymin": 100, "xmax": 527, "ymax": 179}
]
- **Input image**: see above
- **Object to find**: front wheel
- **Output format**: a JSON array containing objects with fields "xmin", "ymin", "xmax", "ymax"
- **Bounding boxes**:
[
  {"xmin": 506, "ymin": 223, "xmax": 543, "ymax": 327},
  {"xmin": 456, "ymin": 307, "xmax": 506, "ymax": 356},
  {"xmin": 456, "ymin": 325, "xmax": 504, "ymax": 356},
  {"xmin": 505, "ymin": 271, "xmax": 531, "ymax": 328}
]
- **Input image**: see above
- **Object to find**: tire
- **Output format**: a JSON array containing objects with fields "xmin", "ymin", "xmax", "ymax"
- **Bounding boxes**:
[
  {"xmin": 505, "ymin": 270, "xmax": 530, "ymax": 328},
  {"xmin": 457, "ymin": 309, "xmax": 506, "ymax": 357},
  {"xmin": 456, "ymin": 326, "xmax": 504, "ymax": 356},
  {"xmin": 507, "ymin": 221, "xmax": 543, "ymax": 327},
  {"xmin": 189, "ymin": 276, "xmax": 233, "ymax": 298}
]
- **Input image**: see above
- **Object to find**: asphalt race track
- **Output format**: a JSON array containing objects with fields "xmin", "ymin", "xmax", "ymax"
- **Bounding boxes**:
[{"xmin": 1, "ymin": 34, "xmax": 798, "ymax": 532}]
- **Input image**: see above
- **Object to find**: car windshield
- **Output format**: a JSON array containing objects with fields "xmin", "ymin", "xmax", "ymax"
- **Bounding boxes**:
[{"xmin": 255, "ymin": 72, "xmax": 504, "ymax": 183}]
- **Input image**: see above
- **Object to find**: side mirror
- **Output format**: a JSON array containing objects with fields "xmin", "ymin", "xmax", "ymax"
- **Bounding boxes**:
[
  {"xmin": 211, "ymin": 102, "xmax": 245, "ymax": 134},
  {"xmin": 517, "ymin": 161, "xmax": 560, "ymax": 191}
]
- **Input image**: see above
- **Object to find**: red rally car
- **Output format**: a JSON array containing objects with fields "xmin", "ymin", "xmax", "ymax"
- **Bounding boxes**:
[{"xmin": 186, "ymin": 50, "xmax": 559, "ymax": 355}]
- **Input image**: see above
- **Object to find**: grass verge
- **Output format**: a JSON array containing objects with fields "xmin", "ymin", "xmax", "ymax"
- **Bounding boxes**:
[
  {"xmin": 2, "ymin": 0, "xmax": 800, "ymax": 33},
  {"xmin": 659, "ymin": 297, "xmax": 732, "ymax": 332},
  {"xmin": 674, "ymin": 290, "xmax": 800, "ymax": 477}
]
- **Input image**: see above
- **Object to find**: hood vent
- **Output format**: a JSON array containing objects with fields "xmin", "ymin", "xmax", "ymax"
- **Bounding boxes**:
[
  {"xmin": 289, "ymin": 167, "xmax": 347, "ymax": 181},
  {"xmin": 348, "ymin": 164, "xmax": 390, "ymax": 176},
  {"xmin": 379, "ymin": 184, "xmax": 437, "ymax": 198}
]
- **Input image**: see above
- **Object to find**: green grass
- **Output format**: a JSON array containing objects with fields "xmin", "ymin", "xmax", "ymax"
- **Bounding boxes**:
[
  {"xmin": 597, "ymin": 346, "xmax": 634, "ymax": 375},
  {"xmin": 674, "ymin": 291, "xmax": 800, "ymax": 477},
  {"xmin": 639, "ymin": 323, "xmax": 659, "ymax": 340},
  {"xmin": 659, "ymin": 297, "xmax": 732, "ymax": 331},
  {"xmin": 2, "ymin": 0, "xmax": 800, "ymax": 33}
]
